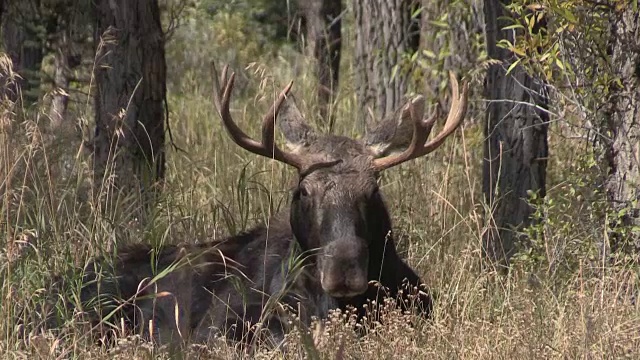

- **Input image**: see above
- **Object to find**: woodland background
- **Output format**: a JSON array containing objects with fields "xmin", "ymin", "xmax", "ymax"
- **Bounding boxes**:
[{"xmin": 1, "ymin": 0, "xmax": 640, "ymax": 358}]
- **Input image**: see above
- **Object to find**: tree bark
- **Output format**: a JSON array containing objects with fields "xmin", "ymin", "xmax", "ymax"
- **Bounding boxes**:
[
  {"xmin": 300, "ymin": 0, "xmax": 342, "ymax": 124},
  {"xmin": 48, "ymin": 29, "xmax": 71, "ymax": 129},
  {"xmin": 92, "ymin": 0, "xmax": 167, "ymax": 212},
  {"xmin": 603, "ymin": 7, "xmax": 640, "ymax": 253},
  {"xmin": 0, "ymin": 0, "xmax": 44, "ymax": 105},
  {"xmin": 419, "ymin": 0, "xmax": 483, "ymax": 115},
  {"xmin": 353, "ymin": 0, "xmax": 420, "ymax": 130},
  {"xmin": 482, "ymin": 0, "xmax": 549, "ymax": 267}
]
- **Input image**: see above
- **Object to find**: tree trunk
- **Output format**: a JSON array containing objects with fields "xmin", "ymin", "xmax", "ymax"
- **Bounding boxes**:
[
  {"xmin": 48, "ymin": 30, "xmax": 71, "ymax": 129},
  {"xmin": 603, "ymin": 7, "xmax": 640, "ymax": 253},
  {"xmin": 92, "ymin": 0, "xmax": 167, "ymax": 213},
  {"xmin": 0, "ymin": 0, "xmax": 44, "ymax": 105},
  {"xmin": 301, "ymin": 0, "xmax": 342, "ymax": 124},
  {"xmin": 353, "ymin": 0, "xmax": 420, "ymax": 130},
  {"xmin": 482, "ymin": 0, "xmax": 549, "ymax": 267},
  {"xmin": 419, "ymin": 0, "xmax": 483, "ymax": 117}
]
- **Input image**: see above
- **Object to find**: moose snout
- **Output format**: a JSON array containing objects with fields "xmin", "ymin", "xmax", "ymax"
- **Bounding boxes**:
[{"xmin": 319, "ymin": 237, "xmax": 369, "ymax": 298}]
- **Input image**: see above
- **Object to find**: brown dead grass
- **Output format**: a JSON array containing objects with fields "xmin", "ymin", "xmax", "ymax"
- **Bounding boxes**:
[{"xmin": 2, "ymin": 10, "xmax": 640, "ymax": 359}]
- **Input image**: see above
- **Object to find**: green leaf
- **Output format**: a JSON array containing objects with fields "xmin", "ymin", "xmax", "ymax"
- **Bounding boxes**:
[
  {"xmin": 511, "ymin": 47, "xmax": 526, "ymax": 57},
  {"xmin": 506, "ymin": 58, "xmax": 522, "ymax": 75},
  {"xmin": 429, "ymin": 20, "xmax": 449, "ymax": 29},
  {"xmin": 539, "ymin": 52, "xmax": 551, "ymax": 62},
  {"xmin": 422, "ymin": 49, "xmax": 436, "ymax": 59},
  {"xmin": 411, "ymin": 6, "xmax": 423, "ymax": 18},
  {"xmin": 502, "ymin": 24, "xmax": 525, "ymax": 31},
  {"xmin": 497, "ymin": 39, "xmax": 514, "ymax": 50},
  {"xmin": 557, "ymin": 7, "xmax": 577, "ymax": 24},
  {"xmin": 390, "ymin": 64, "xmax": 399, "ymax": 82}
]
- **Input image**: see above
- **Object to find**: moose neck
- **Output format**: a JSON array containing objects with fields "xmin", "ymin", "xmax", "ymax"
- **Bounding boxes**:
[{"xmin": 365, "ymin": 194, "xmax": 401, "ymax": 287}]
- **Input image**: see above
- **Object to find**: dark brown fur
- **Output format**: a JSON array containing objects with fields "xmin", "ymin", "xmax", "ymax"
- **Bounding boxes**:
[
  {"xmin": 81, "ymin": 203, "xmax": 430, "ymax": 345},
  {"xmin": 79, "ymin": 80, "xmax": 468, "ymax": 346}
]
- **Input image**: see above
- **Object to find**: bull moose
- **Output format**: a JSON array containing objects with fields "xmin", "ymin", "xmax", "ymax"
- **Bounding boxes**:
[{"xmin": 80, "ymin": 64, "xmax": 469, "ymax": 347}]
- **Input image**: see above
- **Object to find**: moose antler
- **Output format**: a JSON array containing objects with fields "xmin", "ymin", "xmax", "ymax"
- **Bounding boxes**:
[
  {"xmin": 372, "ymin": 72, "xmax": 469, "ymax": 171},
  {"xmin": 211, "ymin": 62, "xmax": 307, "ymax": 170}
]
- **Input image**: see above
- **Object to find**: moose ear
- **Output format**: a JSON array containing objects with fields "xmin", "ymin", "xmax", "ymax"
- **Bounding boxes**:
[
  {"xmin": 277, "ymin": 94, "xmax": 318, "ymax": 153},
  {"xmin": 364, "ymin": 96, "xmax": 426, "ymax": 157}
]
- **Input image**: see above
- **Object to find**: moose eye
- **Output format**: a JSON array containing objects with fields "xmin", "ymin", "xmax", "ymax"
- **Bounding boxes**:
[{"xmin": 298, "ymin": 184, "xmax": 311, "ymax": 197}]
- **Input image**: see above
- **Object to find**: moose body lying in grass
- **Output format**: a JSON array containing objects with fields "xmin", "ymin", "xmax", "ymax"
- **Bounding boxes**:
[{"xmin": 80, "ymin": 65, "xmax": 469, "ymax": 346}]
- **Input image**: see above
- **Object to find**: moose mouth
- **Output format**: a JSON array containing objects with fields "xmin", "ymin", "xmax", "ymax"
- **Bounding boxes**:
[
  {"xmin": 319, "ymin": 269, "xmax": 369, "ymax": 299},
  {"xmin": 325, "ymin": 288, "xmax": 367, "ymax": 299}
]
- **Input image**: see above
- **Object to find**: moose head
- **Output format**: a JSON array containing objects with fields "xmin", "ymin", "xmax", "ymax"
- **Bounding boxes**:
[{"xmin": 212, "ymin": 64, "xmax": 469, "ymax": 300}]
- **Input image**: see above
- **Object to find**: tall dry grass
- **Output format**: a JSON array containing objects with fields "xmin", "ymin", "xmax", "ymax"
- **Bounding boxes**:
[{"xmin": 1, "ymin": 7, "xmax": 640, "ymax": 359}]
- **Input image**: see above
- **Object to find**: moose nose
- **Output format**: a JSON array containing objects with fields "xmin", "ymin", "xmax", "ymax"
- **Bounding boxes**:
[{"xmin": 319, "ymin": 237, "xmax": 369, "ymax": 298}]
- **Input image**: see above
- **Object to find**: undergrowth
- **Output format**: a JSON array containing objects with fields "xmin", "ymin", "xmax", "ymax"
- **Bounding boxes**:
[{"xmin": 1, "ymin": 3, "xmax": 640, "ymax": 359}]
